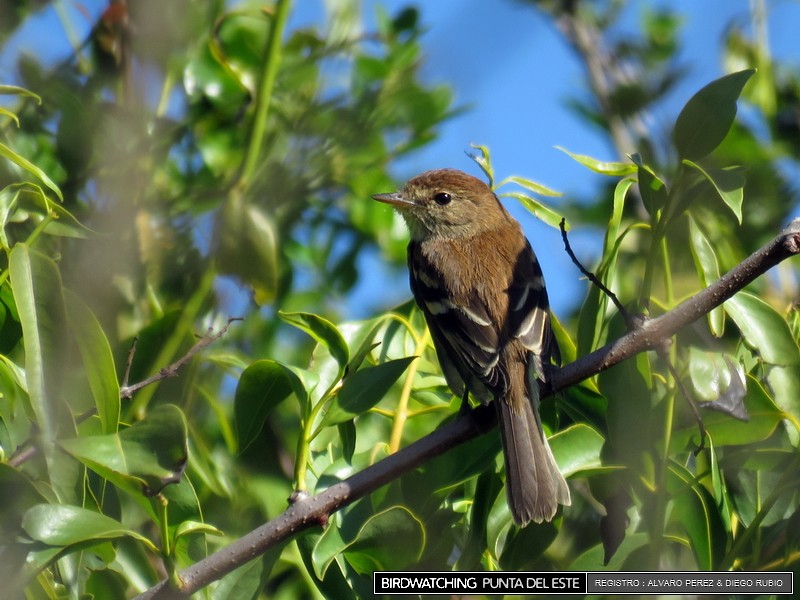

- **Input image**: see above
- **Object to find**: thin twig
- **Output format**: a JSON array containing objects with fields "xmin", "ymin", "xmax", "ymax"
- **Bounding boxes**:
[
  {"xmin": 658, "ymin": 348, "xmax": 707, "ymax": 454},
  {"xmin": 120, "ymin": 318, "xmax": 242, "ymax": 399},
  {"xmin": 122, "ymin": 336, "xmax": 139, "ymax": 390},
  {"xmin": 559, "ymin": 218, "xmax": 635, "ymax": 326},
  {"xmin": 9, "ymin": 318, "xmax": 241, "ymax": 469},
  {"xmin": 7, "ymin": 441, "xmax": 36, "ymax": 469},
  {"xmin": 136, "ymin": 220, "xmax": 800, "ymax": 599}
]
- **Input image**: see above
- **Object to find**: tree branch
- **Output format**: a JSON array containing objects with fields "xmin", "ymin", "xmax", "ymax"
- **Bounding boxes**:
[
  {"xmin": 120, "ymin": 318, "xmax": 241, "ymax": 399},
  {"xmin": 136, "ymin": 219, "xmax": 800, "ymax": 599}
]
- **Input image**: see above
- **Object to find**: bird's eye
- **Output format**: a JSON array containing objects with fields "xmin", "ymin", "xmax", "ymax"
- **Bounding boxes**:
[{"xmin": 433, "ymin": 192, "xmax": 451, "ymax": 205}]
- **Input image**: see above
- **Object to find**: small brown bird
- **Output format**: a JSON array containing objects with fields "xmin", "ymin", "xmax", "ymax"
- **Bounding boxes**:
[{"xmin": 373, "ymin": 168, "xmax": 570, "ymax": 525}]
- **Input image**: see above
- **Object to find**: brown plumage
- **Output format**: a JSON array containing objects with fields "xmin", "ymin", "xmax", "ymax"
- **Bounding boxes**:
[{"xmin": 373, "ymin": 168, "xmax": 570, "ymax": 525}]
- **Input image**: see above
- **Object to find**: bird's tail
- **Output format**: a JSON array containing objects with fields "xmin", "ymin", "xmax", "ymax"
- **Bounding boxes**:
[{"xmin": 496, "ymin": 381, "xmax": 570, "ymax": 525}]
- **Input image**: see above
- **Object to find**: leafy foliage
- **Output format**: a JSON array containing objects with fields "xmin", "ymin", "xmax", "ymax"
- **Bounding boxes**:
[{"xmin": 0, "ymin": 1, "xmax": 798, "ymax": 599}]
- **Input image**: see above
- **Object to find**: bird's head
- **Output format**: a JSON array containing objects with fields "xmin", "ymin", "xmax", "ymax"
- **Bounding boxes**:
[{"xmin": 373, "ymin": 169, "xmax": 510, "ymax": 240}]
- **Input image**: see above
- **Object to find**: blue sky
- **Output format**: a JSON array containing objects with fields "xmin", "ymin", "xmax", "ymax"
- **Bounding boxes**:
[
  {"xmin": 346, "ymin": 0, "xmax": 800, "ymax": 317},
  {"xmin": 2, "ymin": 1, "xmax": 798, "ymax": 319}
]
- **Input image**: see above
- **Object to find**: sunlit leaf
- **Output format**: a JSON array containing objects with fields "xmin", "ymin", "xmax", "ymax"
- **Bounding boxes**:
[
  {"xmin": 0, "ymin": 85, "xmax": 42, "ymax": 103},
  {"xmin": 725, "ymin": 292, "xmax": 800, "ymax": 365},
  {"xmin": 501, "ymin": 191, "xmax": 565, "ymax": 230},
  {"xmin": 683, "ymin": 160, "xmax": 745, "ymax": 223},
  {"xmin": 557, "ymin": 147, "xmax": 638, "ymax": 176},
  {"xmin": 688, "ymin": 217, "xmax": 724, "ymax": 335},
  {"xmin": 173, "ymin": 520, "xmax": 223, "ymax": 543},
  {"xmin": 0, "ymin": 107, "xmax": 19, "ymax": 127},
  {"xmin": 279, "ymin": 311, "xmax": 350, "ymax": 374},
  {"xmin": 0, "ymin": 142, "xmax": 63, "ymax": 202},
  {"xmin": 496, "ymin": 175, "xmax": 563, "ymax": 197},
  {"xmin": 467, "ymin": 143, "xmax": 494, "ymax": 188}
]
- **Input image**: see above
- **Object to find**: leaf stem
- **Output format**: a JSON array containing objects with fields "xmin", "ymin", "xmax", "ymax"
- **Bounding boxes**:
[
  {"xmin": 388, "ymin": 329, "xmax": 429, "ymax": 453},
  {"xmin": 157, "ymin": 494, "xmax": 181, "ymax": 588},
  {"xmin": 239, "ymin": 0, "xmax": 292, "ymax": 190}
]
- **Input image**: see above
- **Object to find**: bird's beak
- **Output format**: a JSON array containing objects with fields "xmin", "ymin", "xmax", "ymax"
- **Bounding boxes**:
[{"xmin": 372, "ymin": 192, "xmax": 415, "ymax": 208}]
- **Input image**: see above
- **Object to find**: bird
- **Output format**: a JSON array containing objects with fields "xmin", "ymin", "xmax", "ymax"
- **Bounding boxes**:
[{"xmin": 373, "ymin": 168, "xmax": 570, "ymax": 525}]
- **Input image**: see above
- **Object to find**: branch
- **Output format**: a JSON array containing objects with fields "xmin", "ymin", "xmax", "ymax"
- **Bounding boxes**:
[
  {"xmin": 120, "ymin": 318, "xmax": 241, "ymax": 399},
  {"xmin": 8, "ymin": 319, "xmax": 240, "ymax": 469},
  {"xmin": 559, "ymin": 217, "xmax": 634, "ymax": 326},
  {"xmin": 552, "ymin": 219, "xmax": 800, "ymax": 390},
  {"xmin": 136, "ymin": 220, "xmax": 800, "ymax": 599}
]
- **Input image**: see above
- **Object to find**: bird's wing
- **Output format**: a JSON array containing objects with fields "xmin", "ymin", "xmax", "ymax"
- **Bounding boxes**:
[
  {"xmin": 506, "ymin": 240, "xmax": 560, "ymax": 376},
  {"xmin": 409, "ymin": 245, "xmax": 503, "ymax": 392}
]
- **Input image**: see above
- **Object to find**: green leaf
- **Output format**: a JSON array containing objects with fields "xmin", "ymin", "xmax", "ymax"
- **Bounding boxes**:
[
  {"xmin": 60, "ymin": 404, "xmax": 188, "ymax": 496},
  {"xmin": 0, "ymin": 142, "xmax": 63, "ymax": 202},
  {"xmin": 311, "ymin": 519, "xmax": 349, "ymax": 580},
  {"xmin": 467, "ymin": 143, "xmax": 494, "ymax": 188},
  {"xmin": 683, "ymin": 161, "xmax": 745, "ymax": 223},
  {"xmin": 688, "ymin": 349, "xmax": 739, "ymax": 402},
  {"xmin": 457, "ymin": 470, "xmax": 503, "ymax": 570},
  {"xmin": 725, "ymin": 292, "xmax": 800, "ymax": 365},
  {"xmin": 569, "ymin": 532, "xmax": 650, "ymax": 571},
  {"xmin": 344, "ymin": 507, "xmax": 425, "ymax": 573},
  {"xmin": 0, "ymin": 85, "xmax": 42, "ymax": 103},
  {"xmin": 0, "ymin": 85, "xmax": 42, "ymax": 127},
  {"xmin": 667, "ymin": 461, "xmax": 727, "ymax": 569},
  {"xmin": 338, "ymin": 317, "xmax": 387, "ymax": 375},
  {"xmin": 0, "ymin": 464, "xmax": 47, "ymax": 538},
  {"xmin": 500, "ymin": 520, "xmax": 558, "ymax": 570},
  {"xmin": 673, "ymin": 69, "xmax": 755, "ymax": 160},
  {"xmin": 764, "ymin": 364, "xmax": 800, "ymax": 443},
  {"xmin": 671, "ymin": 375, "xmax": 782, "ymax": 451},
  {"xmin": 605, "ymin": 178, "xmax": 636, "ymax": 255},
  {"xmin": 320, "ymin": 357, "xmax": 415, "ymax": 429},
  {"xmin": 725, "ymin": 292, "xmax": 800, "ymax": 436},
  {"xmin": 173, "ymin": 520, "xmax": 223, "ymax": 544},
  {"xmin": 1, "ymin": 183, "xmax": 91, "ymax": 248},
  {"xmin": 234, "ymin": 359, "xmax": 305, "ymax": 452},
  {"xmin": 279, "ymin": 311, "xmax": 350, "ymax": 374},
  {"xmin": 630, "ymin": 153, "xmax": 667, "ymax": 215},
  {"xmin": 576, "ymin": 278, "xmax": 604, "ymax": 358},
  {"xmin": 557, "ymin": 147, "xmax": 638, "ymax": 176},
  {"xmin": 313, "ymin": 506, "xmax": 425, "ymax": 578},
  {"xmin": 216, "ymin": 193, "xmax": 278, "ymax": 305},
  {"xmin": 0, "ymin": 107, "xmax": 19, "ymax": 127},
  {"xmin": 338, "ymin": 420, "xmax": 357, "ymax": 463},
  {"xmin": 704, "ymin": 438, "xmax": 734, "ymax": 535},
  {"xmin": 688, "ymin": 217, "xmax": 724, "ymax": 335},
  {"xmin": 549, "ymin": 423, "xmax": 606, "ymax": 477},
  {"xmin": 22, "ymin": 504, "xmax": 157, "ymax": 551},
  {"xmin": 64, "ymin": 290, "xmax": 120, "ymax": 434},
  {"xmin": 9, "ymin": 244, "xmax": 67, "ymax": 444},
  {"xmin": 184, "ymin": 43, "xmax": 249, "ymax": 115},
  {"xmin": 212, "ymin": 552, "xmax": 279, "ymax": 600},
  {"xmin": 496, "ymin": 175, "xmax": 563, "ymax": 197},
  {"xmin": 501, "ymin": 191, "xmax": 566, "ymax": 230}
]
